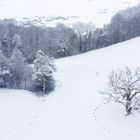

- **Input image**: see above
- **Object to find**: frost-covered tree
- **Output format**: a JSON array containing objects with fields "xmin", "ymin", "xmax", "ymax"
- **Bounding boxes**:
[
  {"xmin": 12, "ymin": 34, "xmax": 22, "ymax": 48},
  {"xmin": 32, "ymin": 50, "xmax": 55, "ymax": 94},
  {"xmin": 73, "ymin": 22, "xmax": 95, "ymax": 52},
  {"xmin": 0, "ymin": 50, "xmax": 11, "ymax": 88},
  {"xmin": 10, "ymin": 48, "xmax": 27, "ymax": 88},
  {"xmin": 1, "ymin": 36, "xmax": 10, "ymax": 58},
  {"xmin": 56, "ymin": 40, "xmax": 69, "ymax": 57},
  {"xmin": 102, "ymin": 67, "xmax": 140, "ymax": 115}
]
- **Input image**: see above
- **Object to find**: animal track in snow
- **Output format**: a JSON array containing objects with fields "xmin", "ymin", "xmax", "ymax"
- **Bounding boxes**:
[{"xmin": 92, "ymin": 101, "xmax": 118, "ymax": 136}]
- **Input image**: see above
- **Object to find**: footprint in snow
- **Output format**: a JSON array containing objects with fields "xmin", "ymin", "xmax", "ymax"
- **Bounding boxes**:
[
  {"xmin": 93, "ymin": 102, "xmax": 118, "ymax": 136},
  {"xmin": 33, "ymin": 115, "xmax": 39, "ymax": 119},
  {"xmin": 28, "ymin": 121, "xmax": 34, "ymax": 125},
  {"xmin": 42, "ymin": 99, "xmax": 47, "ymax": 102}
]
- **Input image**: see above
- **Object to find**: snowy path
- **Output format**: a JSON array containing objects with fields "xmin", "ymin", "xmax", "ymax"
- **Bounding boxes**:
[{"xmin": 1, "ymin": 37, "xmax": 140, "ymax": 140}]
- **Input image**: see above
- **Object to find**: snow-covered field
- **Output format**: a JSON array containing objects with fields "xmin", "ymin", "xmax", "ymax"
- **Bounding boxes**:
[
  {"xmin": 0, "ymin": 0, "xmax": 140, "ymax": 27},
  {"xmin": 0, "ymin": 37, "xmax": 140, "ymax": 140}
]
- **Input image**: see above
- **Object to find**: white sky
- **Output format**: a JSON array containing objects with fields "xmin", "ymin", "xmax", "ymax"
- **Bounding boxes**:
[{"xmin": 0, "ymin": 0, "xmax": 140, "ymax": 26}]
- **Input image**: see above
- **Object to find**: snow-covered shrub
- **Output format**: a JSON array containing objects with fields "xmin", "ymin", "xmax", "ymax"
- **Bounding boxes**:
[{"xmin": 31, "ymin": 50, "xmax": 55, "ymax": 94}]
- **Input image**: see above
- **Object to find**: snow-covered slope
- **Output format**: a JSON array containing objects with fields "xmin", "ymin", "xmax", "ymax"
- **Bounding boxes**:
[
  {"xmin": 1, "ymin": 37, "xmax": 140, "ymax": 140},
  {"xmin": 0, "ymin": 0, "xmax": 140, "ymax": 27},
  {"xmin": 18, "ymin": 16, "xmax": 80, "ymax": 27}
]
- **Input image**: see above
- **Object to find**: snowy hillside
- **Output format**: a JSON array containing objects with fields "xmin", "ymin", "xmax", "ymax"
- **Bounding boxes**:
[
  {"xmin": 0, "ymin": 0, "xmax": 140, "ymax": 27},
  {"xmin": 1, "ymin": 37, "xmax": 140, "ymax": 140},
  {"xmin": 18, "ymin": 16, "xmax": 80, "ymax": 27}
]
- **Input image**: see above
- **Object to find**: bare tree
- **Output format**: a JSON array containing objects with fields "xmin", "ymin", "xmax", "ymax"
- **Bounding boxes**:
[
  {"xmin": 102, "ymin": 67, "xmax": 140, "ymax": 115},
  {"xmin": 73, "ymin": 22, "xmax": 95, "ymax": 52}
]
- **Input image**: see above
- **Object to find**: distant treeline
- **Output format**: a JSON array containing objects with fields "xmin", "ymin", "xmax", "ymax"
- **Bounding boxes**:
[{"xmin": 0, "ymin": 4, "xmax": 140, "ymax": 63}]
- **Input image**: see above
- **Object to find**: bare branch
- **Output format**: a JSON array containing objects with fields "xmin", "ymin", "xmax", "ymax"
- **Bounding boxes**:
[{"xmin": 102, "ymin": 67, "xmax": 140, "ymax": 115}]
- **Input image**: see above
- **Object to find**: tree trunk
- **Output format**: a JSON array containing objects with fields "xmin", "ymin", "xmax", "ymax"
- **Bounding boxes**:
[
  {"xmin": 126, "ymin": 101, "xmax": 132, "ymax": 115},
  {"xmin": 79, "ymin": 36, "xmax": 82, "ymax": 53},
  {"xmin": 43, "ymin": 83, "xmax": 46, "ymax": 94}
]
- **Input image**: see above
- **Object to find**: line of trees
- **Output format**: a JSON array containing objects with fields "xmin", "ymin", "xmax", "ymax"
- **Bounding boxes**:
[
  {"xmin": 0, "ymin": 44, "xmax": 55, "ymax": 94},
  {"xmin": 0, "ymin": 5, "xmax": 140, "ymax": 64}
]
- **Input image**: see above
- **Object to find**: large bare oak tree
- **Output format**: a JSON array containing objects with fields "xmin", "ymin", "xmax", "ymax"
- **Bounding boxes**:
[{"xmin": 102, "ymin": 67, "xmax": 140, "ymax": 115}]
